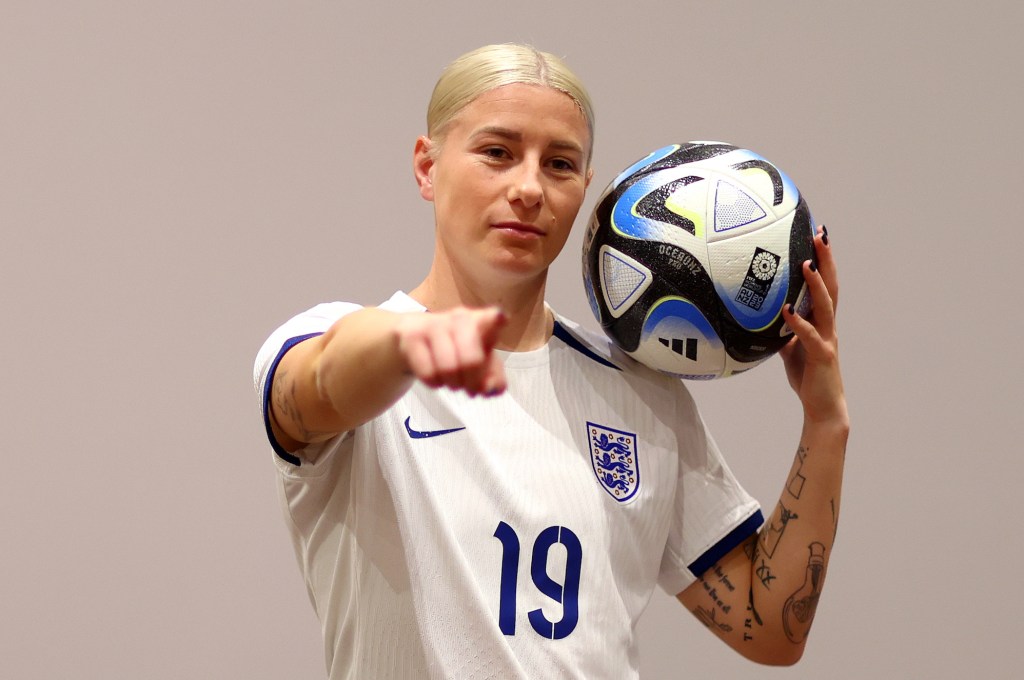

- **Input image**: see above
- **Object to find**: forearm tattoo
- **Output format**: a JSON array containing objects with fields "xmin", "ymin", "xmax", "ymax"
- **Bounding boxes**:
[
  {"xmin": 782, "ymin": 542, "xmax": 827, "ymax": 643},
  {"xmin": 691, "ymin": 561, "xmax": 741, "ymax": 633},
  {"xmin": 694, "ymin": 605, "xmax": 732, "ymax": 633},
  {"xmin": 744, "ymin": 586, "xmax": 764, "ymax": 642},
  {"xmin": 758, "ymin": 503, "xmax": 798, "ymax": 559},
  {"xmin": 690, "ymin": 443, "xmax": 838, "ymax": 647},
  {"xmin": 757, "ymin": 444, "xmax": 836, "ymax": 645},
  {"xmin": 742, "ymin": 536, "xmax": 765, "ymax": 642},
  {"xmin": 787, "ymin": 446, "xmax": 809, "ymax": 499}
]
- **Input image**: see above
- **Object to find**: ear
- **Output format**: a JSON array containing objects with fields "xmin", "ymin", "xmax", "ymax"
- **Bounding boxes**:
[
  {"xmin": 585, "ymin": 166, "xmax": 594, "ymax": 189},
  {"xmin": 413, "ymin": 136, "xmax": 436, "ymax": 201}
]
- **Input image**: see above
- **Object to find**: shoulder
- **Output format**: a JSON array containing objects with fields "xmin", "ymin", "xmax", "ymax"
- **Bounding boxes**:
[
  {"xmin": 259, "ymin": 292, "xmax": 420, "ymax": 356},
  {"xmin": 551, "ymin": 316, "xmax": 711, "ymax": 457},
  {"xmin": 552, "ymin": 315, "xmax": 662, "ymax": 380},
  {"xmin": 253, "ymin": 291, "xmax": 417, "ymax": 388},
  {"xmin": 553, "ymin": 314, "xmax": 700, "ymax": 404},
  {"xmin": 256, "ymin": 301, "xmax": 361, "ymax": 359}
]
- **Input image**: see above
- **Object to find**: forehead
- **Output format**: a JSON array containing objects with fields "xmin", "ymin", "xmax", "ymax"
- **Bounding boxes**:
[{"xmin": 450, "ymin": 83, "xmax": 590, "ymax": 150}]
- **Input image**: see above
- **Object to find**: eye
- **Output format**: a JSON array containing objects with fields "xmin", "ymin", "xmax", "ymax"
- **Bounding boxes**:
[
  {"xmin": 482, "ymin": 146, "xmax": 511, "ymax": 160},
  {"xmin": 549, "ymin": 157, "xmax": 578, "ymax": 173}
]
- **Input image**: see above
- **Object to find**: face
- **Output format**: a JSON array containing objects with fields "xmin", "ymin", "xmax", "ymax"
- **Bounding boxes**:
[{"xmin": 414, "ymin": 83, "xmax": 593, "ymax": 290}]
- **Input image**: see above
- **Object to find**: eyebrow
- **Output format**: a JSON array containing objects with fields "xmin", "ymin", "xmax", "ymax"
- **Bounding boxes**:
[{"xmin": 472, "ymin": 126, "xmax": 585, "ymax": 156}]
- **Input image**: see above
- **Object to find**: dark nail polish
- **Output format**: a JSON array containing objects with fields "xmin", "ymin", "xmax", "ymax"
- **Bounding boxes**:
[
  {"xmin": 787, "ymin": 304, "xmax": 795, "ymax": 315},
  {"xmin": 809, "ymin": 261, "xmax": 818, "ymax": 273},
  {"xmin": 822, "ymin": 233, "xmax": 830, "ymax": 247}
]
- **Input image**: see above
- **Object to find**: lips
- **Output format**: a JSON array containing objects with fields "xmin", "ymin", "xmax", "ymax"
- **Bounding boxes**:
[{"xmin": 492, "ymin": 221, "xmax": 545, "ymax": 237}]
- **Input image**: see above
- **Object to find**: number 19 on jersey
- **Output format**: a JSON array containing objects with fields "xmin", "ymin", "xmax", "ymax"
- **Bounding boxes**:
[{"xmin": 493, "ymin": 521, "xmax": 583, "ymax": 640}]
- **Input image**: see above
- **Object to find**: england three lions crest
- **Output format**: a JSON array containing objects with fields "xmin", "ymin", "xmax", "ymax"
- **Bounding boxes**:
[{"xmin": 587, "ymin": 422, "xmax": 640, "ymax": 503}]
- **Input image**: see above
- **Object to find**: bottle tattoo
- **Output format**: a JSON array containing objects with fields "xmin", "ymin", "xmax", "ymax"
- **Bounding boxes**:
[{"xmin": 782, "ymin": 542, "xmax": 826, "ymax": 643}]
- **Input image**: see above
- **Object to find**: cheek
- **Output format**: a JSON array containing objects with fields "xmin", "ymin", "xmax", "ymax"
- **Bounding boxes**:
[
  {"xmin": 553, "ymin": 185, "xmax": 587, "ymax": 221},
  {"xmin": 438, "ymin": 171, "xmax": 492, "ymax": 209}
]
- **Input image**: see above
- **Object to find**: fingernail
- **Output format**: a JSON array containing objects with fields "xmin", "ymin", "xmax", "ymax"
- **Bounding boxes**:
[
  {"xmin": 821, "ymin": 225, "xmax": 830, "ymax": 247},
  {"xmin": 787, "ymin": 304, "xmax": 795, "ymax": 315},
  {"xmin": 809, "ymin": 260, "xmax": 818, "ymax": 273}
]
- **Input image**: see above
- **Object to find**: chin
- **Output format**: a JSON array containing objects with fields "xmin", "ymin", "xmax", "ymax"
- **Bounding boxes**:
[{"xmin": 485, "ymin": 255, "xmax": 551, "ymax": 283}]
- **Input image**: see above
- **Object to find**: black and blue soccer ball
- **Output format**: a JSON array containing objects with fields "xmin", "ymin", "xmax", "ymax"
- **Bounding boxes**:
[{"xmin": 582, "ymin": 142, "xmax": 817, "ymax": 379}]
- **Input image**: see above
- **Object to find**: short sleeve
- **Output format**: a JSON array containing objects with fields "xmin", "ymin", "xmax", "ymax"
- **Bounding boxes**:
[
  {"xmin": 253, "ymin": 301, "xmax": 363, "ymax": 465},
  {"xmin": 657, "ymin": 383, "xmax": 763, "ymax": 595}
]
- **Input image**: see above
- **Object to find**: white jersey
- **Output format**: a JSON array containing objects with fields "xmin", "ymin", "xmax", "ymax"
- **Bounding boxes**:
[{"xmin": 253, "ymin": 291, "xmax": 762, "ymax": 679}]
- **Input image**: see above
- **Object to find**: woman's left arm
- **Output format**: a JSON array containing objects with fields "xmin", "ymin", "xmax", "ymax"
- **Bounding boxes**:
[{"xmin": 677, "ymin": 226, "xmax": 850, "ymax": 665}]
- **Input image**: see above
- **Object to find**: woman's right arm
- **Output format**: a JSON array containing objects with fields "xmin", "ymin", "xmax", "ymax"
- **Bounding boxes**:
[{"xmin": 269, "ymin": 306, "xmax": 507, "ymax": 451}]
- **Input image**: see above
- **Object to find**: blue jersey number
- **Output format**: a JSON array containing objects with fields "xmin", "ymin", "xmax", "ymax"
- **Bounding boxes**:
[{"xmin": 493, "ymin": 521, "xmax": 582, "ymax": 640}]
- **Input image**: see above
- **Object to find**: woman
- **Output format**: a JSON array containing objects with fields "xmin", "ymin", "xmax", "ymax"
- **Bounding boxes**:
[{"xmin": 254, "ymin": 43, "xmax": 848, "ymax": 679}]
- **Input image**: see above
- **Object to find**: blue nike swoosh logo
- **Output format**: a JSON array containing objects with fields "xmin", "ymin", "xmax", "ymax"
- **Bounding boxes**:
[{"xmin": 404, "ymin": 416, "xmax": 466, "ymax": 439}]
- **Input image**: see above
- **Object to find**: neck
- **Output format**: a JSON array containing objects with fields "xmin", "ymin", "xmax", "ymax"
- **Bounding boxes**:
[{"xmin": 409, "ymin": 272, "xmax": 553, "ymax": 351}]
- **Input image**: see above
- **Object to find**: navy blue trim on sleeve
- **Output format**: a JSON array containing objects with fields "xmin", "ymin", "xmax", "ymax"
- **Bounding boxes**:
[
  {"xmin": 552, "ymin": 321, "xmax": 620, "ymax": 370},
  {"xmin": 261, "ymin": 332, "xmax": 324, "ymax": 466},
  {"xmin": 687, "ymin": 509, "xmax": 765, "ymax": 578}
]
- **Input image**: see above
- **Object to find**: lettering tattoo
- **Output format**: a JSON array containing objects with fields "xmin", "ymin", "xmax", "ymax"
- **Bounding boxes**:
[
  {"xmin": 699, "ymin": 575, "xmax": 732, "ymax": 614},
  {"xmin": 739, "ymin": 536, "xmax": 766, "ymax": 642},
  {"xmin": 743, "ymin": 588, "xmax": 763, "ymax": 642},
  {"xmin": 710, "ymin": 564, "xmax": 736, "ymax": 593},
  {"xmin": 691, "ymin": 565, "xmax": 742, "ymax": 634}
]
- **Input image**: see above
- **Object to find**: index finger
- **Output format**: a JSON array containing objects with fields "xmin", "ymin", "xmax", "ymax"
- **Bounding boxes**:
[
  {"xmin": 814, "ymin": 224, "xmax": 839, "ymax": 311},
  {"xmin": 475, "ymin": 307, "xmax": 507, "ymax": 351}
]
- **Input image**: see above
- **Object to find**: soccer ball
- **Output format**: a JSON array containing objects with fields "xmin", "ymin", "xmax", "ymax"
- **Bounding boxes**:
[{"xmin": 582, "ymin": 142, "xmax": 817, "ymax": 379}]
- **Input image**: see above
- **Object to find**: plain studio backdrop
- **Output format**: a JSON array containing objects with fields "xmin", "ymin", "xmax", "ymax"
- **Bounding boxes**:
[{"xmin": 2, "ymin": 1, "xmax": 1021, "ymax": 678}]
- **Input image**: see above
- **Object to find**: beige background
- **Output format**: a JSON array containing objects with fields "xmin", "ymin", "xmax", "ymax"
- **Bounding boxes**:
[{"xmin": 3, "ymin": 1, "xmax": 1021, "ymax": 678}]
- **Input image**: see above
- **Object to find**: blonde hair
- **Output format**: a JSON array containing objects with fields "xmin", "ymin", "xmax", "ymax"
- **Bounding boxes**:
[{"xmin": 426, "ymin": 44, "xmax": 595, "ymax": 161}]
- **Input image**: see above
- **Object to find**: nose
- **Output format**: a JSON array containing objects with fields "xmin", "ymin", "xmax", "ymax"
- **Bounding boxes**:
[{"xmin": 507, "ymin": 162, "xmax": 544, "ymax": 208}]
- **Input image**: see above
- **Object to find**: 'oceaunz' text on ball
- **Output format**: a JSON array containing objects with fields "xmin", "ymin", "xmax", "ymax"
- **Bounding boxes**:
[{"xmin": 657, "ymin": 244, "xmax": 703, "ymax": 276}]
